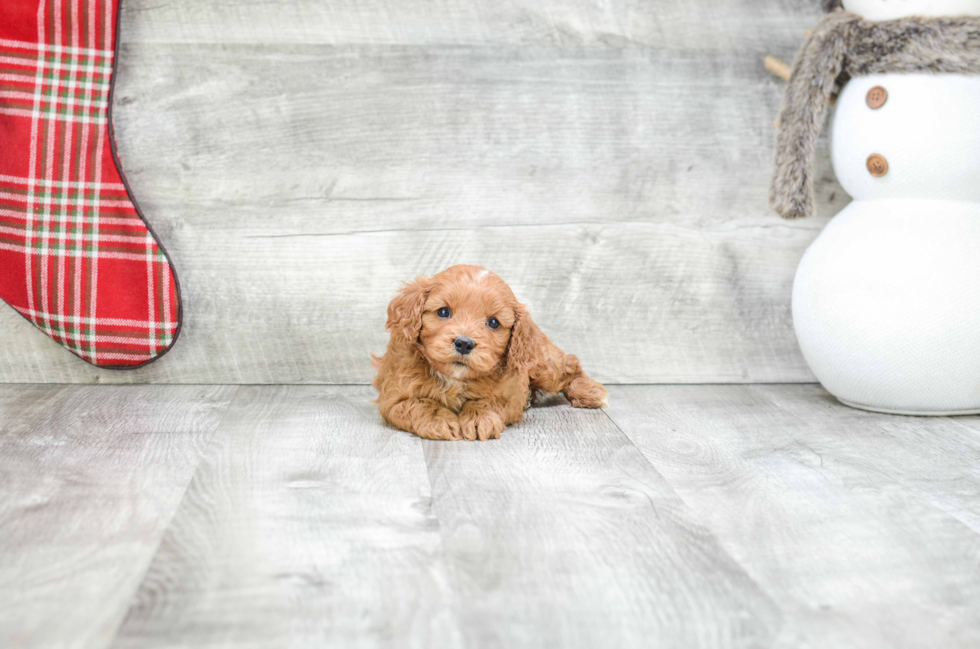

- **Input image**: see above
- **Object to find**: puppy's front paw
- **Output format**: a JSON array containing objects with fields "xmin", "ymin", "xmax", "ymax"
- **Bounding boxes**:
[
  {"xmin": 566, "ymin": 376, "xmax": 608, "ymax": 409},
  {"xmin": 416, "ymin": 409, "xmax": 462, "ymax": 441},
  {"xmin": 460, "ymin": 409, "xmax": 505, "ymax": 441}
]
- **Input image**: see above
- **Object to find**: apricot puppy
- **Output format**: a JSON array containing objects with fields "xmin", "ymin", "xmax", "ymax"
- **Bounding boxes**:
[{"xmin": 373, "ymin": 265, "xmax": 607, "ymax": 441}]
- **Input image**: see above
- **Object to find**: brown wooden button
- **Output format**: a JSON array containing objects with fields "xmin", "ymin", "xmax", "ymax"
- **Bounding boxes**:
[
  {"xmin": 866, "ymin": 86, "xmax": 888, "ymax": 109},
  {"xmin": 867, "ymin": 153, "xmax": 889, "ymax": 177}
]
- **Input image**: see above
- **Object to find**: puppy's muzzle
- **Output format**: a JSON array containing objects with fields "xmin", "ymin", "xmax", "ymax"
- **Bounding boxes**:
[{"xmin": 453, "ymin": 337, "xmax": 476, "ymax": 355}]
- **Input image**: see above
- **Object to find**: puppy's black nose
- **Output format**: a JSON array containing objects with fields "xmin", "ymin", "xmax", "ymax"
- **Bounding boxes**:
[{"xmin": 453, "ymin": 337, "xmax": 476, "ymax": 355}]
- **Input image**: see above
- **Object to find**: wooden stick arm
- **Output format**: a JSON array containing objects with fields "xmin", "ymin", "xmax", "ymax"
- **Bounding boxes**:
[
  {"xmin": 765, "ymin": 30, "xmax": 811, "ymax": 82},
  {"xmin": 764, "ymin": 56, "xmax": 792, "ymax": 82}
]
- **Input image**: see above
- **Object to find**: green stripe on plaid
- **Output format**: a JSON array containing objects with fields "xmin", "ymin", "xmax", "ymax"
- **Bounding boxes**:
[
  {"xmin": 0, "ymin": 187, "xmax": 129, "ymax": 202},
  {"xmin": 0, "ymin": 62, "xmax": 111, "ymax": 85},
  {"xmin": 32, "ymin": 239, "xmax": 169, "ymax": 254},
  {"xmin": 18, "ymin": 234, "xmax": 170, "ymax": 256},
  {"xmin": 0, "ymin": 72, "xmax": 109, "ymax": 94},
  {"xmin": 0, "ymin": 185, "xmax": 127, "ymax": 200},
  {"xmin": 0, "ymin": 48, "xmax": 112, "ymax": 68},
  {"xmin": 0, "ymin": 219, "xmax": 151, "ymax": 238},
  {"xmin": 32, "ymin": 321, "xmax": 174, "ymax": 345},
  {"xmin": 0, "ymin": 239, "xmax": 171, "ymax": 260},
  {"xmin": 0, "ymin": 174, "xmax": 126, "ymax": 189}
]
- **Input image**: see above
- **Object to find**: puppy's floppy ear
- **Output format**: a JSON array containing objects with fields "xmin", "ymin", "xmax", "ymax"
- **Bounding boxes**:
[
  {"xmin": 386, "ymin": 276, "xmax": 432, "ymax": 350},
  {"xmin": 506, "ymin": 304, "xmax": 539, "ymax": 374}
]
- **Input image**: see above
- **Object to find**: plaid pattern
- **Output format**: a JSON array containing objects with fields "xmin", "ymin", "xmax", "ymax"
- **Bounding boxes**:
[{"xmin": 0, "ymin": 0, "xmax": 180, "ymax": 367}]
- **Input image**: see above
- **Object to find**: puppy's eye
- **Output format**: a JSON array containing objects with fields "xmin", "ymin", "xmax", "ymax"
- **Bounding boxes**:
[
  {"xmin": 437, "ymin": 307, "xmax": 452, "ymax": 319},
  {"xmin": 487, "ymin": 317, "xmax": 500, "ymax": 330}
]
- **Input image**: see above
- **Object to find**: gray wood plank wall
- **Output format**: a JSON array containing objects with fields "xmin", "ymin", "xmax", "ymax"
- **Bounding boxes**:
[{"xmin": 0, "ymin": 0, "xmax": 847, "ymax": 384}]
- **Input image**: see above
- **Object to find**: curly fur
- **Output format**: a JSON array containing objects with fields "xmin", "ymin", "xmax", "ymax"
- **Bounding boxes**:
[
  {"xmin": 372, "ymin": 265, "xmax": 607, "ymax": 441},
  {"xmin": 771, "ymin": 10, "xmax": 980, "ymax": 219}
]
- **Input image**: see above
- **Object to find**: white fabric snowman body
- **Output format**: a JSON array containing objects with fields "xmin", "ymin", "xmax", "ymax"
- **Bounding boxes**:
[{"xmin": 793, "ymin": 0, "xmax": 980, "ymax": 414}]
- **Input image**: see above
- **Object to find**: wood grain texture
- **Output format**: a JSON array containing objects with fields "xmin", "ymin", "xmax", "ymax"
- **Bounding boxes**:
[
  {"xmin": 0, "ymin": 385, "xmax": 236, "ymax": 649},
  {"xmin": 117, "ymin": 0, "xmax": 822, "ymax": 47},
  {"xmin": 753, "ymin": 384, "xmax": 980, "ymax": 536},
  {"xmin": 0, "ymin": 0, "xmax": 848, "ymax": 384},
  {"xmin": 4, "ymin": 384, "xmax": 980, "ymax": 648},
  {"xmin": 111, "ymin": 386, "xmax": 463, "ymax": 649},
  {"xmin": 604, "ymin": 384, "xmax": 980, "ymax": 649},
  {"xmin": 423, "ymin": 394, "xmax": 781, "ymax": 648}
]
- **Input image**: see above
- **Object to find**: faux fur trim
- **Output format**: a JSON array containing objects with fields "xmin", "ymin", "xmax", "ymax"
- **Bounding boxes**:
[{"xmin": 770, "ymin": 13, "xmax": 980, "ymax": 219}]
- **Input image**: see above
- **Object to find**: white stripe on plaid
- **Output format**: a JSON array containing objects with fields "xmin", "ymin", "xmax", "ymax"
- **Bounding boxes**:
[
  {"xmin": 24, "ymin": 0, "xmax": 47, "ymax": 326},
  {"xmin": 0, "ymin": 224, "xmax": 158, "ymax": 244},
  {"xmin": 42, "ymin": 0, "xmax": 62, "ymax": 340},
  {"xmin": 89, "ymin": 0, "xmax": 111, "ymax": 356},
  {"xmin": 57, "ymin": 0, "xmax": 77, "ymax": 332},
  {"xmin": 0, "ymin": 191, "xmax": 132, "ymax": 207},
  {"xmin": 13, "ymin": 306, "xmax": 177, "ymax": 329},
  {"xmin": 0, "ymin": 241, "xmax": 163, "ymax": 262},
  {"xmin": 162, "ymin": 243, "xmax": 171, "ymax": 342},
  {"xmin": 146, "ymin": 232, "xmax": 155, "ymax": 347},
  {"xmin": 77, "ymin": 0, "xmax": 95, "ymax": 356},
  {"xmin": 0, "ymin": 174, "xmax": 126, "ymax": 190},
  {"xmin": 0, "ymin": 38, "xmax": 113, "ymax": 58},
  {"xmin": 75, "ymin": 336, "xmax": 166, "ymax": 347},
  {"xmin": 0, "ymin": 107, "xmax": 106, "ymax": 124},
  {"xmin": 0, "ymin": 74, "xmax": 110, "ymax": 92},
  {"xmin": 0, "ymin": 90, "xmax": 107, "ymax": 109},
  {"xmin": 6, "ymin": 323, "xmax": 169, "ymax": 349},
  {"xmin": 74, "ymin": 0, "xmax": 94, "ymax": 360},
  {"xmin": 39, "ymin": 70, "xmax": 111, "ymax": 90},
  {"xmin": 92, "ymin": 351, "xmax": 165, "ymax": 361},
  {"xmin": 0, "ymin": 208, "xmax": 141, "ymax": 227},
  {"xmin": 0, "ymin": 56, "xmax": 112, "ymax": 75},
  {"xmin": 88, "ymin": 0, "xmax": 113, "ymax": 362}
]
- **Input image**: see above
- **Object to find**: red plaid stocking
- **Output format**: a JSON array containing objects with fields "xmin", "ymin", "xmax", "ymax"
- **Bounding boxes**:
[{"xmin": 0, "ymin": 0, "xmax": 180, "ymax": 368}]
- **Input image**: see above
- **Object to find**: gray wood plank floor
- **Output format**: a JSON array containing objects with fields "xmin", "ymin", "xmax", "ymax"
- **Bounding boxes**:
[
  {"xmin": 0, "ymin": 385, "xmax": 237, "ymax": 649},
  {"xmin": 3, "ymin": 384, "xmax": 979, "ymax": 648}
]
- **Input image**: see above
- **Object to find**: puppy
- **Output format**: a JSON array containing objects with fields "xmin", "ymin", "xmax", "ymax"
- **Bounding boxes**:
[{"xmin": 372, "ymin": 265, "xmax": 607, "ymax": 441}]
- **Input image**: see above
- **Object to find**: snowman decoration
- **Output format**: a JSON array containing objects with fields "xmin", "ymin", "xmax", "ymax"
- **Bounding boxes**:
[{"xmin": 770, "ymin": 0, "xmax": 980, "ymax": 414}]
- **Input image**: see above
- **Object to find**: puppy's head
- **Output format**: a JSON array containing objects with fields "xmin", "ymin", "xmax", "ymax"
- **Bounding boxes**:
[{"xmin": 386, "ymin": 265, "xmax": 531, "ymax": 381}]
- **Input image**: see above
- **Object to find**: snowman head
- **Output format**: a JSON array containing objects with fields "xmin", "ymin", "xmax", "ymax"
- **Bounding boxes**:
[{"xmin": 839, "ymin": 0, "xmax": 980, "ymax": 20}]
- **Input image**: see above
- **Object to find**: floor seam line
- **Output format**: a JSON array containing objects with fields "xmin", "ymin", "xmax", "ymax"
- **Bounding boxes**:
[
  {"xmin": 599, "ymin": 387, "xmax": 787, "ymax": 621},
  {"xmin": 417, "ymin": 437, "xmax": 470, "ymax": 649},
  {"xmin": 99, "ymin": 384, "xmax": 246, "ymax": 649}
]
